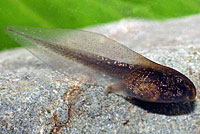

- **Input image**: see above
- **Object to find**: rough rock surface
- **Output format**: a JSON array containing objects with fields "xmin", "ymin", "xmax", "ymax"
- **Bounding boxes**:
[{"xmin": 0, "ymin": 15, "xmax": 200, "ymax": 134}]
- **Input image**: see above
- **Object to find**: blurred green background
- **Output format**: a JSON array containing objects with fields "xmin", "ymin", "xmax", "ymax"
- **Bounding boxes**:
[{"xmin": 1, "ymin": 0, "xmax": 200, "ymax": 51}]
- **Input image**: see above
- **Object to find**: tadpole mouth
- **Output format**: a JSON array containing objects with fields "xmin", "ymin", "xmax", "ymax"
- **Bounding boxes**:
[
  {"xmin": 187, "ymin": 87, "xmax": 196, "ymax": 101},
  {"xmin": 184, "ymin": 77, "xmax": 197, "ymax": 102}
]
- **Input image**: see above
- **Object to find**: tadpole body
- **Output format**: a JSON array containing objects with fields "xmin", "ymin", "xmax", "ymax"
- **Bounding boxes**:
[{"xmin": 5, "ymin": 26, "xmax": 196, "ymax": 103}]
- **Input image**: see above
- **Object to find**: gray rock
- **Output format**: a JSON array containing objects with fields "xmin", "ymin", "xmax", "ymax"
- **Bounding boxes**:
[{"xmin": 0, "ymin": 15, "xmax": 200, "ymax": 134}]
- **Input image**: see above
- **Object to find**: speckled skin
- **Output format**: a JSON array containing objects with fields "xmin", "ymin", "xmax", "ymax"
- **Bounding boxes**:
[
  {"xmin": 80, "ymin": 53, "xmax": 196, "ymax": 103},
  {"xmin": 122, "ymin": 66, "xmax": 196, "ymax": 102},
  {"xmin": 6, "ymin": 27, "xmax": 196, "ymax": 103}
]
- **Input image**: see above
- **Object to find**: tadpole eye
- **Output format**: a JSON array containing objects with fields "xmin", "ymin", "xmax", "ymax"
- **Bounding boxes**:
[{"xmin": 175, "ymin": 76, "xmax": 184, "ymax": 84}]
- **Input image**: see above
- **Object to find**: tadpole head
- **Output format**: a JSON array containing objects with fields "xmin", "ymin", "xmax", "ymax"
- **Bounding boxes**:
[
  {"xmin": 130, "ymin": 66, "xmax": 196, "ymax": 103},
  {"xmin": 171, "ymin": 73, "xmax": 196, "ymax": 102},
  {"xmin": 152, "ymin": 67, "xmax": 196, "ymax": 103}
]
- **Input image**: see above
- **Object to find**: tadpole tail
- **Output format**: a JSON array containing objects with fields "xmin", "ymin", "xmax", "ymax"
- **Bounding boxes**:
[{"xmin": 5, "ymin": 27, "xmax": 131, "ymax": 78}]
